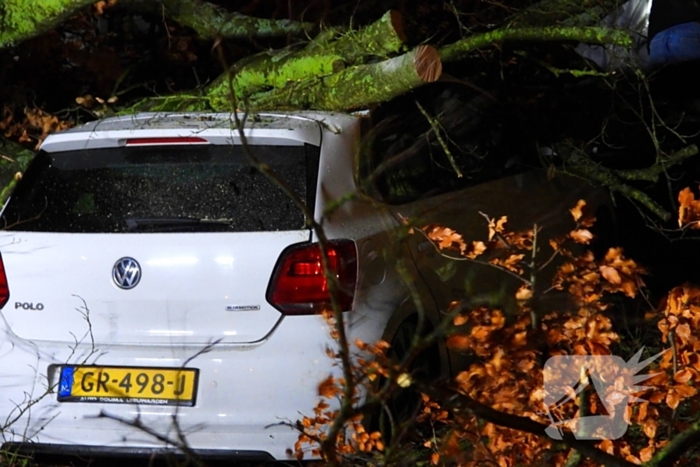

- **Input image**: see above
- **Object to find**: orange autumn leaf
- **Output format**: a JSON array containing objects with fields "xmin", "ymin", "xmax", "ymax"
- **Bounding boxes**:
[
  {"xmin": 570, "ymin": 229, "xmax": 593, "ymax": 244},
  {"xmin": 643, "ymin": 418, "xmax": 658, "ymax": 439},
  {"xmin": 469, "ymin": 240, "xmax": 487, "ymax": 258},
  {"xmin": 674, "ymin": 368, "xmax": 694, "ymax": 384},
  {"xmin": 675, "ymin": 323, "xmax": 691, "ymax": 345},
  {"xmin": 425, "ymin": 225, "xmax": 467, "ymax": 252},
  {"xmin": 639, "ymin": 445, "xmax": 655, "ymax": 463},
  {"xmin": 600, "ymin": 265, "xmax": 622, "ymax": 285},
  {"xmin": 317, "ymin": 375, "xmax": 340, "ymax": 398},
  {"xmin": 678, "ymin": 187, "xmax": 700, "ymax": 228},
  {"xmin": 515, "ymin": 285, "xmax": 533, "ymax": 301},
  {"xmin": 666, "ymin": 385, "xmax": 697, "ymax": 409},
  {"xmin": 488, "ymin": 216, "xmax": 508, "ymax": 241},
  {"xmin": 663, "ymin": 394, "xmax": 677, "ymax": 410},
  {"xmin": 447, "ymin": 334, "xmax": 471, "ymax": 351},
  {"xmin": 570, "ymin": 199, "xmax": 586, "ymax": 222},
  {"xmin": 453, "ymin": 314, "xmax": 469, "ymax": 326}
]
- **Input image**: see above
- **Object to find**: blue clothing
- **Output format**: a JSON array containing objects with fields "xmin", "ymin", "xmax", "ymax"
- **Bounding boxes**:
[{"xmin": 649, "ymin": 21, "xmax": 700, "ymax": 67}]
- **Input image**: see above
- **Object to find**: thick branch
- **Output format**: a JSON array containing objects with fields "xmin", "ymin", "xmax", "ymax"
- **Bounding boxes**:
[
  {"xmin": 555, "ymin": 145, "xmax": 676, "ymax": 221},
  {"xmin": 141, "ymin": 0, "xmax": 314, "ymax": 39},
  {"xmin": 0, "ymin": 0, "xmax": 315, "ymax": 49},
  {"xmin": 510, "ymin": 0, "xmax": 622, "ymax": 28},
  {"xmin": 241, "ymin": 45, "xmax": 442, "ymax": 111},
  {"xmin": 451, "ymin": 392, "xmax": 638, "ymax": 467},
  {"xmin": 440, "ymin": 26, "xmax": 632, "ymax": 63},
  {"xmin": 615, "ymin": 145, "xmax": 699, "ymax": 182},
  {"xmin": 319, "ymin": 9, "xmax": 406, "ymax": 59},
  {"xmin": 645, "ymin": 418, "xmax": 700, "ymax": 467},
  {"xmin": 0, "ymin": 0, "xmax": 94, "ymax": 48},
  {"xmin": 207, "ymin": 11, "xmax": 407, "ymax": 109}
]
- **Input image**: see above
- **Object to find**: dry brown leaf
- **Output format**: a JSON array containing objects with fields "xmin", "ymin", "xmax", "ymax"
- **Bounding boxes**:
[
  {"xmin": 600, "ymin": 265, "xmax": 622, "ymax": 285},
  {"xmin": 639, "ymin": 445, "xmax": 655, "ymax": 463},
  {"xmin": 569, "ymin": 229, "xmax": 593, "ymax": 244},
  {"xmin": 570, "ymin": 199, "xmax": 586, "ymax": 222},
  {"xmin": 515, "ymin": 285, "xmax": 533, "ymax": 301},
  {"xmin": 317, "ymin": 375, "xmax": 340, "ymax": 398},
  {"xmin": 678, "ymin": 187, "xmax": 700, "ymax": 228},
  {"xmin": 488, "ymin": 216, "xmax": 508, "ymax": 241}
]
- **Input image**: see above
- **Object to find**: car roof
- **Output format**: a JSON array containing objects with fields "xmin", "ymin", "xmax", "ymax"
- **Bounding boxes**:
[{"xmin": 40, "ymin": 111, "xmax": 362, "ymax": 152}]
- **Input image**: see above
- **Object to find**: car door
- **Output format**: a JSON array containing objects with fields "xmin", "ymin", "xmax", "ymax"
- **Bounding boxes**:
[{"xmin": 391, "ymin": 171, "xmax": 596, "ymax": 318}]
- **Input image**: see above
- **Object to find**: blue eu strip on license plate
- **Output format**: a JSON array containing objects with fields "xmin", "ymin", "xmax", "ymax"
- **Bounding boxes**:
[{"xmin": 58, "ymin": 366, "xmax": 75, "ymax": 398}]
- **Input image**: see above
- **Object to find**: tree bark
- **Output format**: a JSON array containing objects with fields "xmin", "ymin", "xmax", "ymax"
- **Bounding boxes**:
[
  {"xmin": 207, "ymin": 10, "xmax": 408, "ymax": 110},
  {"xmin": 245, "ymin": 45, "xmax": 442, "ymax": 111},
  {"xmin": 0, "ymin": 0, "xmax": 314, "ymax": 49},
  {"xmin": 0, "ymin": 0, "xmax": 95, "ymax": 48},
  {"xmin": 136, "ymin": 0, "xmax": 314, "ymax": 40},
  {"xmin": 509, "ymin": 0, "xmax": 622, "ymax": 27},
  {"xmin": 440, "ymin": 26, "xmax": 632, "ymax": 63}
]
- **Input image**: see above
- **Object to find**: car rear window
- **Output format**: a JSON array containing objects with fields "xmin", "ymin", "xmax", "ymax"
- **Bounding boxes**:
[{"xmin": 1, "ymin": 143, "xmax": 319, "ymax": 233}]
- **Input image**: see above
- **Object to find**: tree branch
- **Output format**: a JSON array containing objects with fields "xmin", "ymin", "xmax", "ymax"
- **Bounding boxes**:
[
  {"xmin": 207, "ymin": 10, "xmax": 407, "ymax": 109},
  {"xmin": 645, "ymin": 418, "xmax": 700, "ymax": 467},
  {"xmin": 0, "ymin": 0, "xmax": 315, "ymax": 49},
  {"xmin": 450, "ymin": 391, "xmax": 639, "ymax": 467},
  {"xmin": 510, "ymin": 0, "xmax": 621, "ymax": 28},
  {"xmin": 615, "ymin": 145, "xmax": 699, "ymax": 182},
  {"xmin": 138, "ymin": 0, "xmax": 314, "ymax": 40},
  {"xmin": 439, "ymin": 26, "xmax": 632, "ymax": 63},
  {"xmin": 0, "ymin": 137, "xmax": 33, "ymax": 204},
  {"xmin": 245, "ymin": 45, "xmax": 442, "ymax": 111},
  {"xmin": 554, "ymin": 144, "xmax": 676, "ymax": 221},
  {"xmin": 0, "ymin": 0, "xmax": 95, "ymax": 48}
]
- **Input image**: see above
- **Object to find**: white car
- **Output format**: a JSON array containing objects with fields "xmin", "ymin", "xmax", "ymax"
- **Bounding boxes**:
[{"xmin": 0, "ymin": 111, "xmax": 606, "ymax": 460}]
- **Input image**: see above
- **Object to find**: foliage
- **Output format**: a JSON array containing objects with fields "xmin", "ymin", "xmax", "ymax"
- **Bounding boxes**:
[{"xmin": 289, "ymin": 197, "xmax": 700, "ymax": 467}]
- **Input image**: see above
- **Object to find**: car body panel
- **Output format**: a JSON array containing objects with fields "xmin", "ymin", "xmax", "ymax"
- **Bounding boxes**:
[{"xmin": 0, "ymin": 231, "xmax": 309, "ymax": 345}]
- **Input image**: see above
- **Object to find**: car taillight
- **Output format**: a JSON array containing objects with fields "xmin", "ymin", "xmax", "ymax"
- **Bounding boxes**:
[
  {"xmin": 0, "ymin": 253, "xmax": 9, "ymax": 309},
  {"xmin": 267, "ymin": 240, "xmax": 357, "ymax": 315}
]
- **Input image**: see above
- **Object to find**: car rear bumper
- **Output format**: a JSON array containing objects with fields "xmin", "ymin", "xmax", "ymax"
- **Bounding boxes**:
[
  {"xmin": 0, "ymin": 313, "xmax": 384, "ymax": 460},
  {"xmin": 1, "ymin": 442, "xmax": 274, "ymax": 462}
]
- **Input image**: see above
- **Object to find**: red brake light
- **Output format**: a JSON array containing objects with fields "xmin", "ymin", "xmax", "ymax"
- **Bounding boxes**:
[
  {"xmin": 267, "ymin": 240, "xmax": 357, "ymax": 315},
  {"xmin": 0, "ymin": 253, "xmax": 9, "ymax": 309},
  {"xmin": 125, "ymin": 137, "xmax": 208, "ymax": 146}
]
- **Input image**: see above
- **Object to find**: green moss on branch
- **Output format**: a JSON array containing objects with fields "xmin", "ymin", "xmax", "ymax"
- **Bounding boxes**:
[
  {"xmin": 207, "ymin": 10, "xmax": 407, "ymax": 110},
  {"xmin": 242, "ymin": 45, "xmax": 441, "ymax": 111},
  {"xmin": 157, "ymin": 0, "xmax": 314, "ymax": 39},
  {"xmin": 439, "ymin": 26, "xmax": 632, "ymax": 63},
  {"xmin": 0, "ymin": 0, "xmax": 94, "ymax": 48}
]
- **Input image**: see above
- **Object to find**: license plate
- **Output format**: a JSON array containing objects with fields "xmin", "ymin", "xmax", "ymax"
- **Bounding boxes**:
[{"xmin": 58, "ymin": 366, "xmax": 199, "ymax": 406}]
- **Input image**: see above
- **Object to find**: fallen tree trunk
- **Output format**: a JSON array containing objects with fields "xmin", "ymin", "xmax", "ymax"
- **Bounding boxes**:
[
  {"xmin": 245, "ymin": 45, "xmax": 442, "ymax": 111},
  {"xmin": 207, "ymin": 10, "xmax": 407, "ymax": 110}
]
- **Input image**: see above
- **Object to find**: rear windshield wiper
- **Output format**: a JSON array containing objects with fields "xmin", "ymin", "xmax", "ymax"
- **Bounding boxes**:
[{"xmin": 125, "ymin": 217, "xmax": 234, "ymax": 230}]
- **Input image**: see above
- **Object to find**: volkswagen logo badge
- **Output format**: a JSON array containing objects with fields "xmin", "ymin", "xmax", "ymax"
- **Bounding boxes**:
[{"xmin": 113, "ymin": 257, "xmax": 141, "ymax": 289}]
